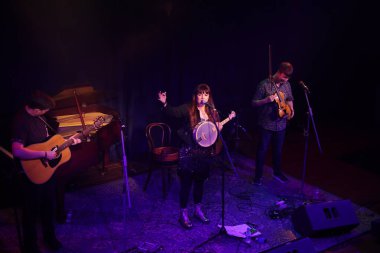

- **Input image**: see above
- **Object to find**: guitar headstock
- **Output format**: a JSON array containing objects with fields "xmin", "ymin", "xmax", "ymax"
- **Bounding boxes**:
[{"xmin": 229, "ymin": 111, "xmax": 236, "ymax": 120}]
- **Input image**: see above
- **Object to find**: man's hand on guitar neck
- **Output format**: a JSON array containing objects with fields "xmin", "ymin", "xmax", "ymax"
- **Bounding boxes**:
[{"xmin": 69, "ymin": 136, "xmax": 82, "ymax": 145}]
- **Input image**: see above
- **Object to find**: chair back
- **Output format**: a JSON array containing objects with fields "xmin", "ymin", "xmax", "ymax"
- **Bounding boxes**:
[{"xmin": 145, "ymin": 123, "xmax": 179, "ymax": 163}]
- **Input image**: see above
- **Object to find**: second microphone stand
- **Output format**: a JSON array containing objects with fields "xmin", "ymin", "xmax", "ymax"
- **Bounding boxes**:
[{"xmin": 299, "ymin": 86, "xmax": 323, "ymax": 200}]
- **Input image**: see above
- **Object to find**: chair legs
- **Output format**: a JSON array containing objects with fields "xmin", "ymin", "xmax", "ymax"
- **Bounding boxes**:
[
  {"xmin": 143, "ymin": 165, "xmax": 153, "ymax": 192},
  {"xmin": 161, "ymin": 168, "xmax": 167, "ymax": 198},
  {"xmin": 144, "ymin": 163, "xmax": 176, "ymax": 199},
  {"xmin": 162, "ymin": 167, "xmax": 176, "ymax": 198}
]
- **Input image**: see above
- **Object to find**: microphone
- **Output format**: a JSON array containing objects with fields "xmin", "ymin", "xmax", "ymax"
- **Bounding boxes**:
[
  {"xmin": 299, "ymin": 81, "xmax": 311, "ymax": 93},
  {"xmin": 201, "ymin": 101, "xmax": 216, "ymax": 110},
  {"xmin": 234, "ymin": 122, "xmax": 247, "ymax": 133}
]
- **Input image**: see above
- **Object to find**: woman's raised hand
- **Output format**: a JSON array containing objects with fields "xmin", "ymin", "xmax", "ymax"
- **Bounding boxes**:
[{"xmin": 158, "ymin": 91, "xmax": 167, "ymax": 105}]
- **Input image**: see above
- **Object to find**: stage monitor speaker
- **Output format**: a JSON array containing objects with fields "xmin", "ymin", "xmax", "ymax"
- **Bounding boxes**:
[
  {"xmin": 262, "ymin": 237, "xmax": 316, "ymax": 253},
  {"xmin": 291, "ymin": 199, "xmax": 359, "ymax": 237}
]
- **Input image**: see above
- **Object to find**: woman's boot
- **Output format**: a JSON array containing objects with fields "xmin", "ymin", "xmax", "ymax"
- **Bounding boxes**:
[
  {"xmin": 179, "ymin": 208, "xmax": 192, "ymax": 229},
  {"xmin": 194, "ymin": 203, "xmax": 210, "ymax": 223}
]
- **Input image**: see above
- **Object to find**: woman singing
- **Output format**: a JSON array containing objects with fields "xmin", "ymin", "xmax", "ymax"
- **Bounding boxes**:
[{"xmin": 158, "ymin": 83, "xmax": 223, "ymax": 229}]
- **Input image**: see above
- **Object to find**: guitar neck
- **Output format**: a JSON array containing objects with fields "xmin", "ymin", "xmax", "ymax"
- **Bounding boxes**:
[{"xmin": 56, "ymin": 124, "xmax": 97, "ymax": 153}]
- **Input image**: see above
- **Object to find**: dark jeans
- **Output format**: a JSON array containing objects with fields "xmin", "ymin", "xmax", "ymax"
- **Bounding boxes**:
[
  {"xmin": 178, "ymin": 155, "xmax": 211, "ymax": 209},
  {"xmin": 255, "ymin": 127, "xmax": 286, "ymax": 179},
  {"xmin": 18, "ymin": 173, "xmax": 57, "ymax": 247}
]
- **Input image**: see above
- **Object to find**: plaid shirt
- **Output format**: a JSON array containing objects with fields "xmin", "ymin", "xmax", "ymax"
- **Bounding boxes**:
[{"xmin": 252, "ymin": 78, "xmax": 294, "ymax": 131}]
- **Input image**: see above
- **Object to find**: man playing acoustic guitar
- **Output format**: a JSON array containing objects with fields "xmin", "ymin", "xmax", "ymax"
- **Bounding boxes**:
[
  {"xmin": 251, "ymin": 62, "xmax": 294, "ymax": 186},
  {"xmin": 11, "ymin": 90, "xmax": 82, "ymax": 253}
]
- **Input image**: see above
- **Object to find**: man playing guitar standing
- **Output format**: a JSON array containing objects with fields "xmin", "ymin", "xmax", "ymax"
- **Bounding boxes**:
[{"xmin": 11, "ymin": 90, "xmax": 81, "ymax": 253}]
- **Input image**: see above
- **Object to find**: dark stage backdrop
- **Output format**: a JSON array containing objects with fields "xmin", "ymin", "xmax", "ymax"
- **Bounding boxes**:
[{"xmin": 0, "ymin": 0, "xmax": 378, "ymax": 158}]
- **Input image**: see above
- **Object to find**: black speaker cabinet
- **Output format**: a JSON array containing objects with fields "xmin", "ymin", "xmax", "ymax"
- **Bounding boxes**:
[
  {"xmin": 263, "ymin": 237, "xmax": 316, "ymax": 253},
  {"xmin": 291, "ymin": 200, "xmax": 359, "ymax": 237}
]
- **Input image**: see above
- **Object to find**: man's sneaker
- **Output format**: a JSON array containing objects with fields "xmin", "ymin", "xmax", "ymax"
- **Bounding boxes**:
[
  {"xmin": 252, "ymin": 177, "xmax": 262, "ymax": 186},
  {"xmin": 273, "ymin": 173, "xmax": 288, "ymax": 183}
]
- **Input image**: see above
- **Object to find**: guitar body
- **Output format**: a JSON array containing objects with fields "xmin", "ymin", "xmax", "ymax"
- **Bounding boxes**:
[
  {"xmin": 19, "ymin": 116, "xmax": 106, "ymax": 184},
  {"xmin": 21, "ymin": 135, "xmax": 71, "ymax": 184}
]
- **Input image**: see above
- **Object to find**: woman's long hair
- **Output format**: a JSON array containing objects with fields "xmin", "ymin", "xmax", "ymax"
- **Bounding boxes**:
[{"xmin": 188, "ymin": 83, "xmax": 219, "ymax": 128}]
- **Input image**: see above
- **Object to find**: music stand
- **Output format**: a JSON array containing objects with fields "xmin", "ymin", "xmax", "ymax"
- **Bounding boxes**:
[{"xmin": 190, "ymin": 106, "xmax": 240, "ymax": 252}]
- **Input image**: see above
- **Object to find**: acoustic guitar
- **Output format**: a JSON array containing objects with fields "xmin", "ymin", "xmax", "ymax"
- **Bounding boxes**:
[{"xmin": 20, "ymin": 116, "xmax": 105, "ymax": 184}]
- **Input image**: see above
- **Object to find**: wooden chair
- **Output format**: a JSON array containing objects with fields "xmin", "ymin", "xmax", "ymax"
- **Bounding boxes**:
[{"xmin": 143, "ymin": 123, "xmax": 179, "ymax": 198}]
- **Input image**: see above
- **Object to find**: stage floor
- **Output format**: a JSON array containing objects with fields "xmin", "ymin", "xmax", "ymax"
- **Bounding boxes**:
[{"xmin": 1, "ymin": 153, "xmax": 379, "ymax": 253}]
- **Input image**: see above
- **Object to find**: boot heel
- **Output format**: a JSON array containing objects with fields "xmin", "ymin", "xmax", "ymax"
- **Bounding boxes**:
[
  {"xmin": 179, "ymin": 208, "xmax": 193, "ymax": 229},
  {"xmin": 194, "ymin": 204, "xmax": 210, "ymax": 224}
]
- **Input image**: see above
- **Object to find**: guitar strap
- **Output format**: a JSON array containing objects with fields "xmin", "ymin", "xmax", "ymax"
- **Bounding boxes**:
[{"xmin": 38, "ymin": 116, "xmax": 57, "ymax": 134}]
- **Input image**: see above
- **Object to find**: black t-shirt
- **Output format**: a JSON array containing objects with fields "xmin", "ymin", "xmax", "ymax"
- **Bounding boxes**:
[
  {"xmin": 11, "ymin": 109, "xmax": 50, "ymax": 147},
  {"xmin": 11, "ymin": 109, "xmax": 50, "ymax": 172}
]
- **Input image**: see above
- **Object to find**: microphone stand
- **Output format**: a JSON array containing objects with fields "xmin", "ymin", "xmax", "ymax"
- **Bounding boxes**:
[
  {"xmin": 300, "ymin": 86, "xmax": 323, "ymax": 200},
  {"xmin": 190, "ymin": 105, "xmax": 239, "ymax": 252},
  {"xmin": 231, "ymin": 120, "xmax": 253, "ymax": 154},
  {"xmin": 234, "ymin": 118, "xmax": 253, "ymax": 141},
  {"xmin": 119, "ymin": 120, "xmax": 132, "ymax": 223},
  {"xmin": 231, "ymin": 116, "xmax": 241, "ymax": 152}
]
